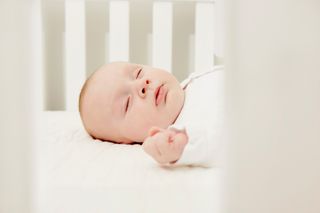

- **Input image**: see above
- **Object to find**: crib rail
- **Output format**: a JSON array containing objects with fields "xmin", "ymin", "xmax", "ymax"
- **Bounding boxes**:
[
  {"xmin": 65, "ymin": 0, "xmax": 86, "ymax": 111},
  {"xmin": 44, "ymin": 0, "xmax": 217, "ymax": 111}
]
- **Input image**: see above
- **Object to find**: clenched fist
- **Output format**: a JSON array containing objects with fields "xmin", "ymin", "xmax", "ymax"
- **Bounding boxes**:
[{"xmin": 142, "ymin": 126, "xmax": 188, "ymax": 165}]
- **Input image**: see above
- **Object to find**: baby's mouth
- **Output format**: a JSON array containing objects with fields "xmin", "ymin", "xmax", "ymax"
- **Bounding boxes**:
[{"xmin": 154, "ymin": 84, "xmax": 167, "ymax": 106}]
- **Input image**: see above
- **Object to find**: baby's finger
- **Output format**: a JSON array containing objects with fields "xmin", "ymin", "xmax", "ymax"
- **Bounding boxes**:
[
  {"xmin": 170, "ymin": 132, "xmax": 188, "ymax": 156},
  {"xmin": 143, "ymin": 137, "xmax": 161, "ymax": 159},
  {"xmin": 144, "ymin": 136, "xmax": 171, "ymax": 164},
  {"xmin": 154, "ymin": 131, "xmax": 171, "ymax": 155},
  {"xmin": 148, "ymin": 126, "xmax": 164, "ymax": 137}
]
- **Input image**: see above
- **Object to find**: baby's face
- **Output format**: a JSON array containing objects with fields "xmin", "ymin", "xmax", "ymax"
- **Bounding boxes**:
[{"xmin": 82, "ymin": 62, "xmax": 184, "ymax": 143}]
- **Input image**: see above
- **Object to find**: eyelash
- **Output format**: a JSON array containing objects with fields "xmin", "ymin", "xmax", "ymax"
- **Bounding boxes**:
[
  {"xmin": 125, "ymin": 96, "xmax": 130, "ymax": 113},
  {"xmin": 136, "ymin": 68, "xmax": 142, "ymax": 79},
  {"xmin": 126, "ymin": 68, "xmax": 142, "ymax": 113}
]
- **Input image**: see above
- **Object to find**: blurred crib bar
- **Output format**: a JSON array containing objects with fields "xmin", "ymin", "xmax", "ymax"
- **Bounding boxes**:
[
  {"xmin": 43, "ymin": 0, "xmax": 217, "ymax": 111},
  {"xmin": 109, "ymin": 1, "xmax": 130, "ymax": 62},
  {"xmin": 152, "ymin": 1, "xmax": 173, "ymax": 72},
  {"xmin": 65, "ymin": 0, "xmax": 86, "ymax": 111},
  {"xmin": 195, "ymin": 2, "xmax": 215, "ymax": 74}
]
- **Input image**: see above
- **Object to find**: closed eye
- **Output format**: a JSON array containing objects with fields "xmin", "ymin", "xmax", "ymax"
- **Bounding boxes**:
[
  {"xmin": 136, "ymin": 68, "xmax": 142, "ymax": 79},
  {"xmin": 125, "ymin": 96, "xmax": 130, "ymax": 113}
]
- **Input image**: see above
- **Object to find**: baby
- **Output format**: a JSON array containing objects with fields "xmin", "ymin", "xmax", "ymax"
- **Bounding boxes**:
[{"xmin": 79, "ymin": 62, "xmax": 224, "ymax": 166}]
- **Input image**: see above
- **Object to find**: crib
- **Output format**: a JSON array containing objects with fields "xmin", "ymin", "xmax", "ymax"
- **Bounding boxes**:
[
  {"xmin": 42, "ymin": 0, "xmax": 223, "ymax": 111},
  {"xmin": 2, "ymin": 0, "xmax": 320, "ymax": 212},
  {"xmin": 41, "ymin": 0, "xmax": 223, "ymax": 212}
]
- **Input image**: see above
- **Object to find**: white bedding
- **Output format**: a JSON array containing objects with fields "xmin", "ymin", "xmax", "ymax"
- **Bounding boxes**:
[{"xmin": 41, "ymin": 111, "xmax": 221, "ymax": 213}]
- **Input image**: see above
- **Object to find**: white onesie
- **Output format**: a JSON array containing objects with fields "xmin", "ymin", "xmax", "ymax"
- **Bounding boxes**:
[{"xmin": 169, "ymin": 66, "xmax": 225, "ymax": 167}]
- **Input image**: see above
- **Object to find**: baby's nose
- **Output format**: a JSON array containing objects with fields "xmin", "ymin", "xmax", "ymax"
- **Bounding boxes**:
[{"xmin": 138, "ymin": 79, "xmax": 150, "ymax": 98}]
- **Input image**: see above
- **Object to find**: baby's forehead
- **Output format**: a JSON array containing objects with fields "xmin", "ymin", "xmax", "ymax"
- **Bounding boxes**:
[
  {"xmin": 88, "ymin": 65, "xmax": 125, "ymax": 112},
  {"xmin": 90, "ymin": 66, "xmax": 121, "ymax": 90},
  {"xmin": 88, "ymin": 62, "xmax": 141, "ymax": 106},
  {"xmin": 94, "ymin": 63, "xmax": 142, "ymax": 87}
]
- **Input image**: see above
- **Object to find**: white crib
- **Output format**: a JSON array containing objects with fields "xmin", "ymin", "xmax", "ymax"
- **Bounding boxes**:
[
  {"xmin": 42, "ymin": 0, "xmax": 223, "ymax": 111},
  {"xmin": 2, "ymin": 1, "xmax": 320, "ymax": 212},
  {"xmin": 40, "ymin": 1, "xmax": 320, "ymax": 213},
  {"xmin": 40, "ymin": 1, "xmax": 223, "ymax": 213}
]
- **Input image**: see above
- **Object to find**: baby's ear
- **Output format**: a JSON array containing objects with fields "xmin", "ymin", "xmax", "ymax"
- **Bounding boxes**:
[{"xmin": 148, "ymin": 126, "xmax": 163, "ymax": 136}]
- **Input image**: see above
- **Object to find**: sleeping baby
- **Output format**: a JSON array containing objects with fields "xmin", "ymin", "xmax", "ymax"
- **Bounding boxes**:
[{"xmin": 79, "ymin": 62, "xmax": 224, "ymax": 167}]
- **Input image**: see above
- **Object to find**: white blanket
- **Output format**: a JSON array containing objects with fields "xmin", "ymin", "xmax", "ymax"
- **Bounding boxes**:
[{"xmin": 41, "ymin": 111, "xmax": 221, "ymax": 213}]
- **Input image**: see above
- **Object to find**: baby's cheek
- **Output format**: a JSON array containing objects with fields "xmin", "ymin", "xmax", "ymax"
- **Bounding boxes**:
[
  {"xmin": 126, "ymin": 119, "xmax": 150, "ymax": 142},
  {"xmin": 128, "ymin": 105, "xmax": 159, "ymax": 140}
]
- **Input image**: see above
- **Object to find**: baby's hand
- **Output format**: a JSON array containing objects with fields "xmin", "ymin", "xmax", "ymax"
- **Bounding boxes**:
[{"xmin": 142, "ymin": 126, "xmax": 188, "ymax": 165}]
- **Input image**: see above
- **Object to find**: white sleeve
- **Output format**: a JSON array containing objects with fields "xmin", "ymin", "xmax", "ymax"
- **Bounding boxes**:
[{"xmin": 168, "ymin": 123, "xmax": 223, "ymax": 167}]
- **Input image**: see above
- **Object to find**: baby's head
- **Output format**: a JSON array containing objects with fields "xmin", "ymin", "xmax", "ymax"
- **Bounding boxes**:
[{"xmin": 79, "ymin": 62, "xmax": 184, "ymax": 144}]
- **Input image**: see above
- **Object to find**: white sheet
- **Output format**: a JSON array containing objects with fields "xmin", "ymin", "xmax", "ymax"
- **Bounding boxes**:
[{"xmin": 41, "ymin": 111, "xmax": 221, "ymax": 213}]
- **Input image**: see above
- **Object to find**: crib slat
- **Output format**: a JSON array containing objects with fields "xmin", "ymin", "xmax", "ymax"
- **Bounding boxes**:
[
  {"xmin": 152, "ymin": 2, "xmax": 172, "ymax": 72},
  {"xmin": 195, "ymin": 2, "xmax": 215, "ymax": 73},
  {"xmin": 65, "ymin": 0, "xmax": 86, "ymax": 111},
  {"xmin": 109, "ymin": 1, "xmax": 129, "ymax": 62}
]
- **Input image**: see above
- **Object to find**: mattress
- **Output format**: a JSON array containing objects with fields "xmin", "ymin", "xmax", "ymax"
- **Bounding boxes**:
[{"xmin": 40, "ymin": 111, "xmax": 222, "ymax": 213}]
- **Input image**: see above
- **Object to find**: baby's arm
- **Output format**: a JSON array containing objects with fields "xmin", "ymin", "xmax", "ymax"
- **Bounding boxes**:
[{"xmin": 142, "ymin": 127, "xmax": 188, "ymax": 165}]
